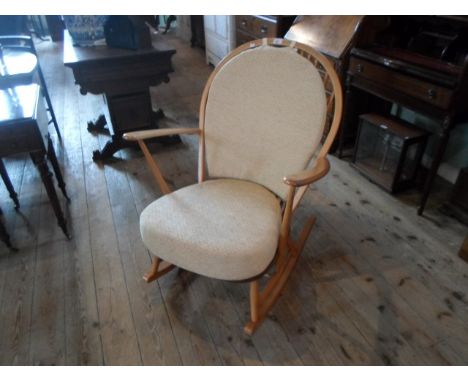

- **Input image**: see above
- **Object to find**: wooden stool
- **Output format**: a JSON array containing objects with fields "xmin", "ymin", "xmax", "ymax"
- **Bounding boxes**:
[{"xmin": 0, "ymin": 84, "xmax": 70, "ymax": 239}]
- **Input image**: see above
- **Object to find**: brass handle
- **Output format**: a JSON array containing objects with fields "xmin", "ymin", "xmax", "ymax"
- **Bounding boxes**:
[{"xmin": 427, "ymin": 88, "xmax": 437, "ymax": 99}]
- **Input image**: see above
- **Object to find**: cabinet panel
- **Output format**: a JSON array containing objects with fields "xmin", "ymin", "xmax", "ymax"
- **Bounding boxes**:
[
  {"xmin": 205, "ymin": 33, "xmax": 229, "ymax": 61},
  {"xmin": 215, "ymin": 15, "xmax": 228, "ymax": 38},
  {"xmin": 204, "ymin": 15, "xmax": 235, "ymax": 66},
  {"xmin": 204, "ymin": 15, "xmax": 215, "ymax": 31}
]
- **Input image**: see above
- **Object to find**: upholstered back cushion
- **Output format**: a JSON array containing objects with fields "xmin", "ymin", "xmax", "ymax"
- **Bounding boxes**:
[{"xmin": 204, "ymin": 45, "xmax": 327, "ymax": 199}]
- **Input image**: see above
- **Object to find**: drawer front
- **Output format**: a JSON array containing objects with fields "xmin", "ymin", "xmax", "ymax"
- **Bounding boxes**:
[
  {"xmin": 236, "ymin": 30, "xmax": 254, "ymax": 46},
  {"xmin": 236, "ymin": 16, "xmax": 254, "ymax": 35},
  {"xmin": 236, "ymin": 16, "xmax": 278, "ymax": 39},
  {"xmin": 250, "ymin": 16, "xmax": 277, "ymax": 38},
  {"xmin": 349, "ymin": 57, "xmax": 453, "ymax": 110}
]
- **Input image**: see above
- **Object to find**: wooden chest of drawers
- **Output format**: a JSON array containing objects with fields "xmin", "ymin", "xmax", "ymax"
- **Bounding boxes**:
[{"xmin": 235, "ymin": 16, "xmax": 295, "ymax": 46}]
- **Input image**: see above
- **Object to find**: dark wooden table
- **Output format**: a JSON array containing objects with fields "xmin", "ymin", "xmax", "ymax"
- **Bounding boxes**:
[
  {"xmin": 63, "ymin": 30, "xmax": 178, "ymax": 162},
  {"xmin": 0, "ymin": 84, "xmax": 69, "ymax": 239}
]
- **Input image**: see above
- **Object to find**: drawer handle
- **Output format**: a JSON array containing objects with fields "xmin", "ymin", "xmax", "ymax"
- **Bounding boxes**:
[
  {"xmin": 260, "ymin": 26, "xmax": 268, "ymax": 34},
  {"xmin": 427, "ymin": 88, "xmax": 437, "ymax": 99},
  {"xmin": 356, "ymin": 63, "xmax": 364, "ymax": 73},
  {"xmin": 241, "ymin": 20, "xmax": 247, "ymax": 27}
]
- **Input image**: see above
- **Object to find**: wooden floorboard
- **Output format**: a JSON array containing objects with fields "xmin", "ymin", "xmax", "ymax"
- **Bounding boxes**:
[
  {"xmin": 0, "ymin": 33, "xmax": 466, "ymax": 365},
  {"xmin": 0, "ymin": 157, "xmax": 37, "ymax": 365},
  {"xmin": 61, "ymin": 56, "xmax": 104, "ymax": 366}
]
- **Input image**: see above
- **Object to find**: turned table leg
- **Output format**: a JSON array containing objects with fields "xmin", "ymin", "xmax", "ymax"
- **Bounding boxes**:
[
  {"xmin": 0, "ymin": 208, "xmax": 14, "ymax": 249},
  {"xmin": 47, "ymin": 137, "xmax": 70, "ymax": 200},
  {"xmin": 418, "ymin": 115, "xmax": 453, "ymax": 216},
  {"xmin": 30, "ymin": 152, "xmax": 70, "ymax": 239},
  {"xmin": 87, "ymin": 114, "xmax": 109, "ymax": 135},
  {"xmin": 0, "ymin": 158, "xmax": 20, "ymax": 209}
]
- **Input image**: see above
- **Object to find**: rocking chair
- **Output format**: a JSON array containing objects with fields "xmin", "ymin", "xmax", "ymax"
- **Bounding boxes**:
[{"xmin": 124, "ymin": 38, "xmax": 343, "ymax": 335}]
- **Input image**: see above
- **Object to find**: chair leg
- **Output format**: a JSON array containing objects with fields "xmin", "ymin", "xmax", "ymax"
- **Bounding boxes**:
[
  {"xmin": 249, "ymin": 280, "xmax": 260, "ymax": 323},
  {"xmin": 244, "ymin": 215, "xmax": 316, "ymax": 335},
  {"xmin": 143, "ymin": 255, "xmax": 176, "ymax": 283},
  {"xmin": 0, "ymin": 215, "xmax": 14, "ymax": 250}
]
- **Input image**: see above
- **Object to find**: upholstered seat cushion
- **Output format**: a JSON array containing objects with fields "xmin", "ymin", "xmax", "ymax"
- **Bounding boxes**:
[{"xmin": 140, "ymin": 179, "xmax": 282, "ymax": 281}]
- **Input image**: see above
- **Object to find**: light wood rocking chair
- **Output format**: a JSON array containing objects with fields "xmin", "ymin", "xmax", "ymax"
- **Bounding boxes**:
[{"xmin": 124, "ymin": 38, "xmax": 343, "ymax": 335}]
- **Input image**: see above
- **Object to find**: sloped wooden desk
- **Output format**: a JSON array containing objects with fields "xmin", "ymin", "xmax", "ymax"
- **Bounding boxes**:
[{"xmin": 63, "ymin": 30, "xmax": 177, "ymax": 162}]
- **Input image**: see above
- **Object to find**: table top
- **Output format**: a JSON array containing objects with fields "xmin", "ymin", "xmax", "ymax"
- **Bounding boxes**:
[
  {"xmin": 63, "ymin": 30, "xmax": 176, "ymax": 67},
  {"xmin": 0, "ymin": 83, "xmax": 40, "ymax": 124}
]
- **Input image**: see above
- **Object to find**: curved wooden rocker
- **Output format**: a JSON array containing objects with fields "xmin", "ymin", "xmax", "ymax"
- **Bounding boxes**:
[{"xmin": 124, "ymin": 38, "xmax": 343, "ymax": 335}]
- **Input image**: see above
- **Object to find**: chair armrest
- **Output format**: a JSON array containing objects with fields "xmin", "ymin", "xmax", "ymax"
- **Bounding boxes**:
[
  {"xmin": 123, "ymin": 127, "xmax": 201, "ymax": 141},
  {"xmin": 283, "ymin": 157, "xmax": 330, "ymax": 187}
]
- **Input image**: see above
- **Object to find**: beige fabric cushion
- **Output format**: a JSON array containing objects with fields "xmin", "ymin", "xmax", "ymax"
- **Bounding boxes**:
[
  {"xmin": 204, "ymin": 45, "xmax": 327, "ymax": 200},
  {"xmin": 140, "ymin": 179, "xmax": 282, "ymax": 281}
]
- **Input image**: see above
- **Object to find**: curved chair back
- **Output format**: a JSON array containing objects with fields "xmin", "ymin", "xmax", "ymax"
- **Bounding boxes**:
[{"xmin": 198, "ymin": 38, "xmax": 343, "ymax": 200}]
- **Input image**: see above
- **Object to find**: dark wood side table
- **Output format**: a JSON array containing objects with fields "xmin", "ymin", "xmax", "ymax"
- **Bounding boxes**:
[
  {"xmin": 0, "ymin": 84, "xmax": 70, "ymax": 238},
  {"xmin": 63, "ymin": 30, "xmax": 178, "ymax": 162}
]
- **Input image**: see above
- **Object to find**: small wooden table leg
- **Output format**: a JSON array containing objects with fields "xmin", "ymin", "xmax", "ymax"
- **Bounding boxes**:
[
  {"xmin": 459, "ymin": 233, "xmax": 468, "ymax": 263},
  {"xmin": 0, "ymin": 158, "xmax": 20, "ymax": 209},
  {"xmin": 87, "ymin": 114, "xmax": 109, "ymax": 135},
  {"xmin": 0, "ymin": 210, "xmax": 14, "ymax": 249},
  {"xmin": 418, "ymin": 115, "xmax": 453, "ymax": 215},
  {"xmin": 46, "ymin": 137, "xmax": 70, "ymax": 200},
  {"xmin": 30, "ymin": 152, "xmax": 70, "ymax": 239},
  {"xmin": 92, "ymin": 135, "xmax": 126, "ymax": 162}
]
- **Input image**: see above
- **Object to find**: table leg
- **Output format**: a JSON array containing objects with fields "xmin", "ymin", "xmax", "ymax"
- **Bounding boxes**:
[
  {"xmin": 47, "ymin": 137, "xmax": 70, "ymax": 200},
  {"xmin": 92, "ymin": 135, "xmax": 130, "ymax": 162},
  {"xmin": 459, "ymin": 233, "xmax": 468, "ymax": 263},
  {"xmin": 0, "ymin": 158, "xmax": 20, "ymax": 209},
  {"xmin": 151, "ymin": 109, "xmax": 182, "ymax": 145},
  {"xmin": 152, "ymin": 108, "xmax": 165, "ymax": 121},
  {"xmin": 87, "ymin": 114, "xmax": 109, "ymax": 135},
  {"xmin": 0, "ymin": 213, "xmax": 14, "ymax": 249},
  {"xmin": 418, "ymin": 115, "xmax": 453, "ymax": 216},
  {"xmin": 30, "ymin": 152, "xmax": 70, "ymax": 239},
  {"xmin": 338, "ymin": 76, "xmax": 355, "ymax": 158},
  {"xmin": 162, "ymin": 15, "xmax": 177, "ymax": 34}
]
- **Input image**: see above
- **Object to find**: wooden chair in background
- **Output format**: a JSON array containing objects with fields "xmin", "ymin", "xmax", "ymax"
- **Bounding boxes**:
[
  {"xmin": 0, "ymin": 35, "xmax": 61, "ymax": 140},
  {"xmin": 124, "ymin": 38, "xmax": 343, "ymax": 334}
]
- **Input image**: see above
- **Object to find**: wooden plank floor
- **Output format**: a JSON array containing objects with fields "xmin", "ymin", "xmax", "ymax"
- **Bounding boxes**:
[{"xmin": 0, "ymin": 32, "xmax": 467, "ymax": 365}]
